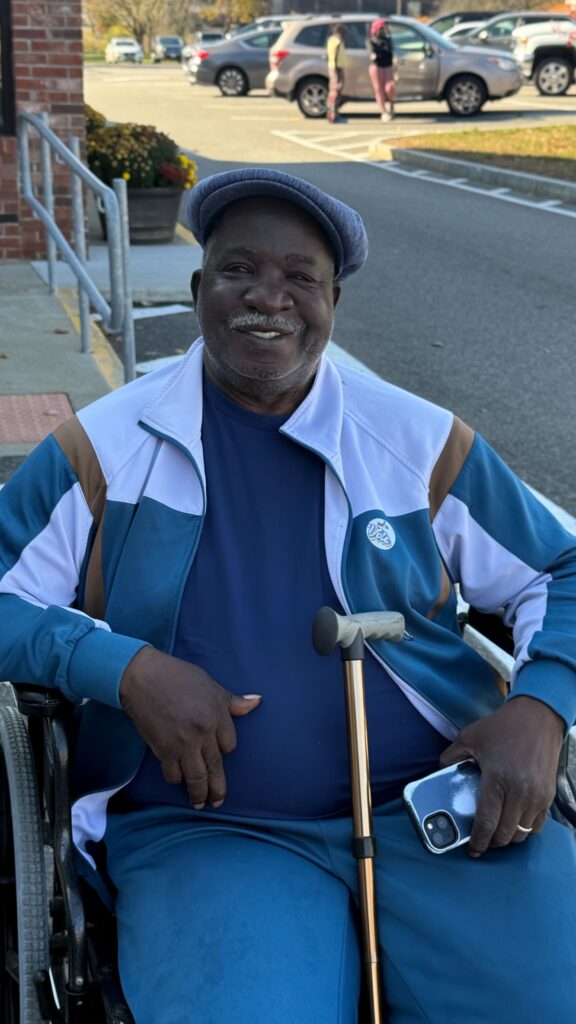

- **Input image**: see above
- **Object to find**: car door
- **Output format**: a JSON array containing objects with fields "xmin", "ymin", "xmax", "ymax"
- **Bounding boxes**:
[
  {"xmin": 340, "ymin": 21, "xmax": 373, "ymax": 97},
  {"xmin": 241, "ymin": 31, "xmax": 282, "ymax": 87},
  {"xmin": 388, "ymin": 24, "xmax": 440, "ymax": 99}
]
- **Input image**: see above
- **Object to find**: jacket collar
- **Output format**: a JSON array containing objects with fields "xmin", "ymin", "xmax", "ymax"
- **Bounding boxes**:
[{"xmin": 139, "ymin": 338, "xmax": 345, "ymax": 477}]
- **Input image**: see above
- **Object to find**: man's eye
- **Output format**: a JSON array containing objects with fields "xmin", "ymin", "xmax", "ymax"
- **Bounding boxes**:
[
  {"xmin": 222, "ymin": 263, "xmax": 251, "ymax": 273},
  {"xmin": 288, "ymin": 272, "xmax": 316, "ymax": 284}
]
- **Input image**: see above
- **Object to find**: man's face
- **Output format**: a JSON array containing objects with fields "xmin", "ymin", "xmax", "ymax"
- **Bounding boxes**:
[{"xmin": 192, "ymin": 197, "xmax": 340, "ymax": 413}]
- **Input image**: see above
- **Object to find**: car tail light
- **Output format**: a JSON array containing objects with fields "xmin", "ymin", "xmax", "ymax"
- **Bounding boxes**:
[
  {"xmin": 271, "ymin": 49, "xmax": 291, "ymax": 68},
  {"xmin": 196, "ymin": 50, "xmax": 211, "ymax": 60}
]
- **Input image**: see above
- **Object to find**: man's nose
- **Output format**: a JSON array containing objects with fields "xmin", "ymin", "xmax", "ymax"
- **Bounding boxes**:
[{"xmin": 242, "ymin": 276, "xmax": 294, "ymax": 312}]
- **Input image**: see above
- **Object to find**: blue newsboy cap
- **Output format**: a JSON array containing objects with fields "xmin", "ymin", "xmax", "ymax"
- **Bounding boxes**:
[{"xmin": 186, "ymin": 168, "xmax": 368, "ymax": 281}]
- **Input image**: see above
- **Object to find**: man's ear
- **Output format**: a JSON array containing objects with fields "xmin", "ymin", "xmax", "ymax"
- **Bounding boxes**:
[
  {"xmin": 191, "ymin": 269, "xmax": 202, "ymax": 307},
  {"xmin": 333, "ymin": 283, "xmax": 342, "ymax": 308}
]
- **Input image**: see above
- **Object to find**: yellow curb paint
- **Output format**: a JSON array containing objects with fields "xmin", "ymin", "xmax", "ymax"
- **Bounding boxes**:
[
  {"xmin": 175, "ymin": 222, "xmax": 198, "ymax": 246},
  {"xmin": 57, "ymin": 289, "xmax": 124, "ymax": 392}
]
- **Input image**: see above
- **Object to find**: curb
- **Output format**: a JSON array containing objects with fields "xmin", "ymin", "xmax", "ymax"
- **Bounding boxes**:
[{"xmin": 367, "ymin": 144, "xmax": 576, "ymax": 203}]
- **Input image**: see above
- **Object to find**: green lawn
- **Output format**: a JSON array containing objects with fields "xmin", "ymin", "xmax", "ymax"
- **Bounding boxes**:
[{"xmin": 390, "ymin": 125, "xmax": 576, "ymax": 182}]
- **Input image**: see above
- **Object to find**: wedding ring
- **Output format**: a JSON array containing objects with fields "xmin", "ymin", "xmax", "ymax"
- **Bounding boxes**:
[{"xmin": 516, "ymin": 823, "xmax": 533, "ymax": 834}]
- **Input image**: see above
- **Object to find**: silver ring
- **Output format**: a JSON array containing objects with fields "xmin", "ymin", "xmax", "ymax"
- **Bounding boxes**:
[{"xmin": 516, "ymin": 824, "xmax": 533, "ymax": 834}]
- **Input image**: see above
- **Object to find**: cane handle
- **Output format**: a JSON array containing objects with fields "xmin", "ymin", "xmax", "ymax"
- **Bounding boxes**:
[{"xmin": 312, "ymin": 607, "xmax": 405, "ymax": 656}]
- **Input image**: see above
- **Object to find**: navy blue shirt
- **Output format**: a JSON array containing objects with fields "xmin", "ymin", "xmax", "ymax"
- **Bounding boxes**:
[{"xmin": 123, "ymin": 373, "xmax": 447, "ymax": 817}]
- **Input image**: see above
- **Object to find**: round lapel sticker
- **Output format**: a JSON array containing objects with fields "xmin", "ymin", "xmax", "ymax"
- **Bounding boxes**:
[{"xmin": 366, "ymin": 518, "xmax": 396, "ymax": 551}]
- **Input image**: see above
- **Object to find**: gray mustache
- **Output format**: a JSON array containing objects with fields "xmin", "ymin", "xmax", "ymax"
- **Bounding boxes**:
[{"xmin": 228, "ymin": 313, "xmax": 305, "ymax": 334}]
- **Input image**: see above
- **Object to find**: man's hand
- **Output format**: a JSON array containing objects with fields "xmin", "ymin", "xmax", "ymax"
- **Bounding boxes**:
[
  {"xmin": 119, "ymin": 646, "xmax": 261, "ymax": 809},
  {"xmin": 439, "ymin": 696, "xmax": 564, "ymax": 858}
]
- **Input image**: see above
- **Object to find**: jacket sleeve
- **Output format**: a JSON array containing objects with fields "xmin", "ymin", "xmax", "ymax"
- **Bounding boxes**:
[
  {"xmin": 0, "ymin": 433, "xmax": 147, "ymax": 709},
  {"xmin": 431, "ymin": 422, "xmax": 576, "ymax": 730}
]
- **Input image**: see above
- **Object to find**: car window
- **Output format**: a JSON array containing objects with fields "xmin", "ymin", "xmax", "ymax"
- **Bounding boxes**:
[
  {"xmin": 294, "ymin": 24, "xmax": 329, "ymax": 47},
  {"xmin": 486, "ymin": 19, "xmax": 516, "ymax": 37},
  {"xmin": 342, "ymin": 22, "xmax": 371, "ymax": 49},
  {"xmin": 389, "ymin": 25, "xmax": 427, "ymax": 53},
  {"xmin": 245, "ymin": 31, "xmax": 280, "ymax": 48}
]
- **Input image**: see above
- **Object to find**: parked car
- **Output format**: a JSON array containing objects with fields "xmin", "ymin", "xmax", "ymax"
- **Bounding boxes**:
[
  {"xmin": 151, "ymin": 35, "xmax": 183, "ymax": 61},
  {"xmin": 460, "ymin": 11, "xmax": 574, "ymax": 52},
  {"xmin": 226, "ymin": 15, "xmax": 315, "ymax": 37},
  {"xmin": 188, "ymin": 27, "xmax": 282, "ymax": 96},
  {"xmin": 182, "ymin": 31, "xmax": 226, "ymax": 63},
  {"xmin": 427, "ymin": 11, "xmax": 504, "ymax": 35},
  {"xmin": 512, "ymin": 18, "xmax": 576, "ymax": 95},
  {"xmin": 104, "ymin": 37, "xmax": 143, "ymax": 64},
  {"xmin": 266, "ymin": 15, "xmax": 523, "ymax": 118},
  {"xmin": 443, "ymin": 21, "xmax": 487, "ymax": 41}
]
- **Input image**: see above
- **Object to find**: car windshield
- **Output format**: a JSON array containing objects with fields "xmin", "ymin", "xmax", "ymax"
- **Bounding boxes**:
[
  {"xmin": 116, "ymin": 39, "xmax": 136, "ymax": 46},
  {"xmin": 159, "ymin": 36, "xmax": 180, "ymax": 44}
]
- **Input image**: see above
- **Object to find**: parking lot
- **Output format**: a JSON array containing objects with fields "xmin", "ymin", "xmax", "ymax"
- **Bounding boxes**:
[{"xmin": 85, "ymin": 63, "xmax": 576, "ymax": 168}]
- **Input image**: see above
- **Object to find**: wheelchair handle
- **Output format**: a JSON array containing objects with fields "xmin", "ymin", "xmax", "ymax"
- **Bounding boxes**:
[{"xmin": 312, "ymin": 607, "xmax": 405, "ymax": 658}]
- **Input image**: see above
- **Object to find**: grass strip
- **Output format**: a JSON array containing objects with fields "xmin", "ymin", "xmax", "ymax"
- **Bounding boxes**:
[{"xmin": 390, "ymin": 125, "xmax": 576, "ymax": 182}]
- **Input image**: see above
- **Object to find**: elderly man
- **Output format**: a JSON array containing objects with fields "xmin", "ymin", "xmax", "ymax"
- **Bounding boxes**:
[{"xmin": 0, "ymin": 169, "xmax": 575, "ymax": 1024}]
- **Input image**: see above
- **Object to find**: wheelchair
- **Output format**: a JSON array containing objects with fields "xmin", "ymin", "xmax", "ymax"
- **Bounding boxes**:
[{"xmin": 1, "ymin": 610, "xmax": 575, "ymax": 1024}]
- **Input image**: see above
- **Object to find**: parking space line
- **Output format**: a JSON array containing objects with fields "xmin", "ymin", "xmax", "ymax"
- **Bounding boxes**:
[{"xmin": 271, "ymin": 129, "xmax": 576, "ymax": 219}]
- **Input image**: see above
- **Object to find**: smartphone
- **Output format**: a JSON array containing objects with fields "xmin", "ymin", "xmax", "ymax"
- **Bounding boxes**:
[{"xmin": 402, "ymin": 760, "xmax": 481, "ymax": 854}]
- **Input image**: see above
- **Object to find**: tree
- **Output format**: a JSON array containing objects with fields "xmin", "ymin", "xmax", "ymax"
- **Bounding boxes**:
[{"xmin": 85, "ymin": 0, "xmax": 166, "ymax": 46}]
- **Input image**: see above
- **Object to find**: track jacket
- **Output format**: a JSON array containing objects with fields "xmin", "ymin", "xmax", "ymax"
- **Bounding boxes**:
[{"xmin": 1, "ymin": 339, "xmax": 575, "ymax": 869}]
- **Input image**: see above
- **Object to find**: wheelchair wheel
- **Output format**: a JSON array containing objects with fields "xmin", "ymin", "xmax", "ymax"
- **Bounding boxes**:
[{"xmin": 0, "ymin": 706, "xmax": 49, "ymax": 1024}]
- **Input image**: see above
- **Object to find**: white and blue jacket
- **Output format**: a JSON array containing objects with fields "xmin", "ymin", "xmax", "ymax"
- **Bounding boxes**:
[{"xmin": 1, "ymin": 339, "xmax": 575, "ymax": 866}]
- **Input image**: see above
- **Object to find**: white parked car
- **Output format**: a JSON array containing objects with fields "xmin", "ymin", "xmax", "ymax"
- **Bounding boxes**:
[
  {"xmin": 104, "ymin": 37, "xmax": 143, "ymax": 64},
  {"xmin": 512, "ymin": 19, "xmax": 576, "ymax": 95},
  {"xmin": 443, "ymin": 21, "xmax": 487, "ymax": 41}
]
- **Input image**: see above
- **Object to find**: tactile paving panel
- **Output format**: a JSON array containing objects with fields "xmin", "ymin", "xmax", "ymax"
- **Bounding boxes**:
[{"xmin": 0, "ymin": 394, "xmax": 74, "ymax": 443}]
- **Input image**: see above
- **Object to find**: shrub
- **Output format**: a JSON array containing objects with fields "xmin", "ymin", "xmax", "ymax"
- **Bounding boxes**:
[{"xmin": 85, "ymin": 114, "xmax": 197, "ymax": 190}]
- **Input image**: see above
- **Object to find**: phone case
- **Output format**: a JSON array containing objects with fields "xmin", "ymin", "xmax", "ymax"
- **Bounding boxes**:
[{"xmin": 402, "ymin": 760, "xmax": 481, "ymax": 854}]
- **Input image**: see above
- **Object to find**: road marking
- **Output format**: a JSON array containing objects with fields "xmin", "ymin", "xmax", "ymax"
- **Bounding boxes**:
[{"xmin": 272, "ymin": 129, "xmax": 576, "ymax": 220}]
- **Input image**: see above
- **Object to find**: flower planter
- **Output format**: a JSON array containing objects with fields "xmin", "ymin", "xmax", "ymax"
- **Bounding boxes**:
[{"xmin": 99, "ymin": 188, "xmax": 184, "ymax": 245}]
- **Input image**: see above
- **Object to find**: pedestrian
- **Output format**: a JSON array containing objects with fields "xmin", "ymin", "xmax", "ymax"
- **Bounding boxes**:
[
  {"xmin": 369, "ymin": 17, "xmax": 396, "ymax": 121},
  {"xmin": 1, "ymin": 168, "xmax": 575, "ymax": 1024},
  {"xmin": 326, "ymin": 22, "xmax": 347, "ymax": 123}
]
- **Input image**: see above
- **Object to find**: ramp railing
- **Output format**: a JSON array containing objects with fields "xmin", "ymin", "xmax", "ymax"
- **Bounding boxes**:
[{"xmin": 18, "ymin": 111, "xmax": 135, "ymax": 383}]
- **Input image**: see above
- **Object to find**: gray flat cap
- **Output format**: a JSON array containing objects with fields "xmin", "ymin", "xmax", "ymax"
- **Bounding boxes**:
[{"xmin": 186, "ymin": 168, "xmax": 368, "ymax": 280}]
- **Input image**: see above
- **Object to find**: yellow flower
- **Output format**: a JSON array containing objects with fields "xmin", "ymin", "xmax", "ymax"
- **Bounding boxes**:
[{"xmin": 122, "ymin": 171, "xmax": 131, "ymax": 180}]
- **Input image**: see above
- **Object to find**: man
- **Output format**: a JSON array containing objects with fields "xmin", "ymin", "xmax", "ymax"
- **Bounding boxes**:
[
  {"xmin": 326, "ymin": 23, "xmax": 347, "ymax": 123},
  {"xmin": 0, "ymin": 168, "xmax": 575, "ymax": 1024}
]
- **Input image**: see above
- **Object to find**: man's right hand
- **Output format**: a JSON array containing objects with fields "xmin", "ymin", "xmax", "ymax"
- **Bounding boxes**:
[{"xmin": 119, "ymin": 646, "xmax": 261, "ymax": 809}]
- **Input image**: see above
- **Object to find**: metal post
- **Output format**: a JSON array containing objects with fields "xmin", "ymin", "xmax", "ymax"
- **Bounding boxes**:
[
  {"xmin": 113, "ymin": 178, "xmax": 136, "ymax": 384},
  {"xmin": 40, "ymin": 113, "xmax": 57, "ymax": 294},
  {"xmin": 69, "ymin": 137, "xmax": 91, "ymax": 355}
]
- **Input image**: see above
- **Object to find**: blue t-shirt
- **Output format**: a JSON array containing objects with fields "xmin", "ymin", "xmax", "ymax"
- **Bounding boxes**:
[{"xmin": 123, "ymin": 373, "xmax": 447, "ymax": 817}]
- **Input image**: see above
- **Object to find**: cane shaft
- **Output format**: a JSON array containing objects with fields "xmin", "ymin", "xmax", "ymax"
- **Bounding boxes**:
[{"xmin": 343, "ymin": 660, "xmax": 384, "ymax": 1024}]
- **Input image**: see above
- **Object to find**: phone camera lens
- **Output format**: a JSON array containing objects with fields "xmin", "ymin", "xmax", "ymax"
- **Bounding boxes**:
[{"xmin": 424, "ymin": 812, "xmax": 458, "ymax": 849}]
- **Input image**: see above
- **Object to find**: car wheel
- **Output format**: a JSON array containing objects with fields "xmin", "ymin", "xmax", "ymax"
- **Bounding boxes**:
[
  {"xmin": 296, "ymin": 77, "xmax": 329, "ymax": 118},
  {"xmin": 445, "ymin": 74, "xmax": 486, "ymax": 116},
  {"xmin": 216, "ymin": 67, "xmax": 249, "ymax": 96},
  {"xmin": 534, "ymin": 58, "xmax": 572, "ymax": 96}
]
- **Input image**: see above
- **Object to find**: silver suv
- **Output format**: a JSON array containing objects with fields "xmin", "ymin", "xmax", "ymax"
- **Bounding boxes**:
[{"xmin": 265, "ymin": 15, "xmax": 523, "ymax": 118}]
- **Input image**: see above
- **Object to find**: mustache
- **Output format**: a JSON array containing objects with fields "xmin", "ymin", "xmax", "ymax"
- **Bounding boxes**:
[{"xmin": 227, "ymin": 313, "xmax": 306, "ymax": 334}]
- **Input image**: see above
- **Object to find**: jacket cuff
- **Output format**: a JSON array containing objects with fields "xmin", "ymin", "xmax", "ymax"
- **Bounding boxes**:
[
  {"xmin": 509, "ymin": 660, "xmax": 576, "ymax": 734},
  {"xmin": 66, "ymin": 628, "xmax": 149, "ymax": 709}
]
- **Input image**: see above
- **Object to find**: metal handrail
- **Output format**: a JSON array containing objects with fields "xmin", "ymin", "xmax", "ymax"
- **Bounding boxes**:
[{"xmin": 17, "ymin": 111, "xmax": 135, "ymax": 383}]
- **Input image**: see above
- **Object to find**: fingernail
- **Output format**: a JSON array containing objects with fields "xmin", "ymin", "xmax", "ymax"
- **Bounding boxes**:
[
  {"xmin": 212, "ymin": 799, "xmax": 224, "ymax": 808},
  {"xmin": 242, "ymin": 694, "xmax": 262, "ymax": 700},
  {"xmin": 193, "ymin": 803, "xmax": 205, "ymax": 810}
]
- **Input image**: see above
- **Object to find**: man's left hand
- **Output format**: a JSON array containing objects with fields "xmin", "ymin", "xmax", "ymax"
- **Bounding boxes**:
[{"xmin": 439, "ymin": 696, "xmax": 565, "ymax": 858}]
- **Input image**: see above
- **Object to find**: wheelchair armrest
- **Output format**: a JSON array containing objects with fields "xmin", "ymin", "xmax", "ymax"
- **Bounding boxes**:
[
  {"xmin": 11, "ymin": 682, "xmax": 72, "ymax": 719},
  {"xmin": 555, "ymin": 728, "xmax": 576, "ymax": 829}
]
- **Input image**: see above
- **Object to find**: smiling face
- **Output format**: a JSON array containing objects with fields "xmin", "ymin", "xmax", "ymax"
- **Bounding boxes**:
[{"xmin": 191, "ymin": 197, "xmax": 341, "ymax": 414}]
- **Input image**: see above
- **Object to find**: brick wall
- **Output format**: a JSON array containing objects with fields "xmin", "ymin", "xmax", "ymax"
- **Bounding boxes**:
[{"xmin": 0, "ymin": 0, "xmax": 85, "ymax": 262}]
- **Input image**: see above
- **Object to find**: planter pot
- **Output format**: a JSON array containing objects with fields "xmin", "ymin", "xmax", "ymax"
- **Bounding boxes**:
[{"xmin": 98, "ymin": 187, "xmax": 183, "ymax": 245}]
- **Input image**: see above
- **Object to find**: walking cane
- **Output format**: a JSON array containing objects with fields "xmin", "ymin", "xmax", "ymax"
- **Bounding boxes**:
[{"xmin": 312, "ymin": 607, "xmax": 406, "ymax": 1024}]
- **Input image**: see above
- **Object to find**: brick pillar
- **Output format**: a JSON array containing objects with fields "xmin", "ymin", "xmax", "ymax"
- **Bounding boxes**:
[{"xmin": 0, "ymin": 0, "xmax": 85, "ymax": 262}]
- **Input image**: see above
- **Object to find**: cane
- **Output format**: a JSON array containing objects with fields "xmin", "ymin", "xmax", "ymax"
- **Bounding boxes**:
[{"xmin": 312, "ymin": 607, "xmax": 406, "ymax": 1024}]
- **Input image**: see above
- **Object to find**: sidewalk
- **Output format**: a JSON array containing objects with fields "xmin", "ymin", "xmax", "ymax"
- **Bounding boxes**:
[{"xmin": 0, "ymin": 234, "xmax": 202, "ymax": 484}]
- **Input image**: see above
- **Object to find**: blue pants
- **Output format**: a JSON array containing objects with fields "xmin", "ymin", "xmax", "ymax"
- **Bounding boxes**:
[{"xmin": 104, "ymin": 801, "xmax": 576, "ymax": 1024}]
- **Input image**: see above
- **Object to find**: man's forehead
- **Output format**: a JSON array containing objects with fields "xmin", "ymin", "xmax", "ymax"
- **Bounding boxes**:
[{"xmin": 206, "ymin": 197, "xmax": 335, "ymax": 263}]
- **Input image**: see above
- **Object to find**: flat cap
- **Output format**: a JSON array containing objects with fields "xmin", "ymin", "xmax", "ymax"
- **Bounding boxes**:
[{"xmin": 186, "ymin": 168, "xmax": 368, "ymax": 280}]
